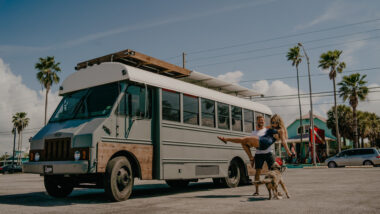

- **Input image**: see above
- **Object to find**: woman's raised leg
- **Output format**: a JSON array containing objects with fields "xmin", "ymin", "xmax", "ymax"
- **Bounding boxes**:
[{"xmin": 217, "ymin": 136, "xmax": 260, "ymax": 148}]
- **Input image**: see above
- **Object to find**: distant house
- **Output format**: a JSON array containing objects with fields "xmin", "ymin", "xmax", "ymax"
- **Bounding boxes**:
[{"xmin": 276, "ymin": 113, "xmax": 337, "ymax": 163}]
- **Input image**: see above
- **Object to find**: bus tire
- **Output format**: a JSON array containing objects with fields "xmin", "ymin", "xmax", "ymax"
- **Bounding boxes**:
[
  {"xmin": 222, "ymin": 159, "xmax": 241, "ymax": 188},
  {"xmin": 104, "ymin": 156, "xmax": 134, "ymax": 201},
  {"xmin": 44, "ymin": 175, "xmax": 74, "ymax": 198},
  {"xmin": 165, "ymin": 180, "xmax": 190, "ymax": 188}
]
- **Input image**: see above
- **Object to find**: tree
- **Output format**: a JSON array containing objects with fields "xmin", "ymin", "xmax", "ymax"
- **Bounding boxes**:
[
  {"xmin": 35, "ymin": 56, "xmax": 61, "ymax": 125},
  {"xmin": 357, "ymin": 111, "xmax": 371, "ymax": 148},
  {"xmin": 338, "ymin": 73, "xmax": 369, "ymax": 148},
  {"xmin": 319, "ymin": 50, "xmax": 346, "ymax": 152},
  {"xmin": 12, "ymin": 112, "xmax": 30, "ymax": 164},
  {"xmin": 287, "ymin": 46, "xmax": 304, "ymax": 150},
  {"xmin": 327, "ymin": 105, "xmax": 353, "ymax": 147},
  {"xmin": 365, "ymin": 112, "xmax": 380, "ymax": 147}
]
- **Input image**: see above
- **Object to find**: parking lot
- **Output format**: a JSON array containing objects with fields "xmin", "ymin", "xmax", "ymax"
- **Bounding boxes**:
[{"xmin": 0, "ymin": 168, "xmax": 379, "ymax": 214}]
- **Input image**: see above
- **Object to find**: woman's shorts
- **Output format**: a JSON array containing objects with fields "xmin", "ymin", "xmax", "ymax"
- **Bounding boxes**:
[{"xmin": 259, "ymin": 136, "xmax": 274, "ymax": 150}]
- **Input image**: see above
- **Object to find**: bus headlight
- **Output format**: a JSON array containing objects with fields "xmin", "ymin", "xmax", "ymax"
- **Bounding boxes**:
[
  {"xmin": 35, "ymin": 152, "xmax": 40, "ymax": 161},
  {"xmin": 74, "ymin": 150, "xmax": 81, "ymax": 161}
]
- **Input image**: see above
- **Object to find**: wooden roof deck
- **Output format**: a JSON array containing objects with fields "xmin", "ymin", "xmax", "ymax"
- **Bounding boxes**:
[{"xmin": 75, "ymin": 49, "xmax": 191, "ymax": 78}]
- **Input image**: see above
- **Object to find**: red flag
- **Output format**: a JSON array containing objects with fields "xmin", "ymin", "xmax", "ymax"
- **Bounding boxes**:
[{"xmin": 309, "ymin": 127, "xmax": 325, "ymax": 144}]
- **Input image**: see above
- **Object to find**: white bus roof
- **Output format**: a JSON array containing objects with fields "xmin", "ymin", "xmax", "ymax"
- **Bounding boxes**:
[
  {"xmin": 181, "ymin": 71, "xmax": 261, "ymax": 98},
  {"xmin": 60, "ymin": 62, "xmax": 272, "ymax": 115}
]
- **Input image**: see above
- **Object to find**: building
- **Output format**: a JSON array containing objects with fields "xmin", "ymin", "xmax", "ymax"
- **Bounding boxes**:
[{"xmin": 276, "ymin": 113, "xmax": 337, "ymax": 164}]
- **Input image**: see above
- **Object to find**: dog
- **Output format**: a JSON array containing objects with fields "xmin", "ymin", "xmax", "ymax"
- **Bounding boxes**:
[{"xmin": 254, "ymin": 162, "xmax": 290, "ymax": 200}]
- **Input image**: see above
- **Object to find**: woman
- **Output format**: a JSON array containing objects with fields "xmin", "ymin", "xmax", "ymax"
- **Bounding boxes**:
[{"xmin": 218, "ymin": 114, "xmax": 293, "ymax": 157}]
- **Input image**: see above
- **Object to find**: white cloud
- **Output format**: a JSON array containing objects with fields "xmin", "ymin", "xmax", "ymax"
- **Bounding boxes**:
[
  {"xmin": 341, "ymin": 40, "xmax": 367, "ymax": 66},
  {"xmin": 357, "ymin": 83, "xmax": 380, "ymax": 115},
  {"xmin": 252, "ymin": 80, "xmax": 323, "ymax": 125},
  {"xmin": 217, "ymin": 70, "xmax": 243, "ymax": 83},
  {"xmin": 0, "ymin": 58, "xmax": 61, "ymax": 155}
]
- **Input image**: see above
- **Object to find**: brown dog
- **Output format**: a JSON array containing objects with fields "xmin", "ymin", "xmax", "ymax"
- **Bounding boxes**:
[{"xmin": 254, "ymin": 162, "xmax": 290, "ymax": 200}]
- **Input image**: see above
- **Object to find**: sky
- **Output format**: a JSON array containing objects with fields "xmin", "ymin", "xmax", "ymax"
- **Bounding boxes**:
[{"xmin": 1, "ymin": 0, "xmax": 380, "ymax": 154}]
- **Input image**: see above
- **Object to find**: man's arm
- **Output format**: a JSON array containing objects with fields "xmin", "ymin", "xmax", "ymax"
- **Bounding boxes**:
[{"xmin": 280, "ymin": 130, "xmax": 292, "ymax": 156}]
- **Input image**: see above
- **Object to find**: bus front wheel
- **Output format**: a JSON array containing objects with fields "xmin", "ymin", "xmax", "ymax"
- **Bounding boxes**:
[
  {"xmin": 222, "ymin": 160, "xmax": 241, "ymax": 188},
  {"xmin": 44, "ymin": 175, "xmax": 74, "ymax": 198},
  {"xmin": 104, "ymin": 156, "xmax": 134, "ymax": 201}
]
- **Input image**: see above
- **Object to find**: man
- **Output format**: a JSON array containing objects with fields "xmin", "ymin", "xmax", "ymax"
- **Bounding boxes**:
[{"xmin": 241, "ymin": 114, "xmax": 274, "ymax": 196}]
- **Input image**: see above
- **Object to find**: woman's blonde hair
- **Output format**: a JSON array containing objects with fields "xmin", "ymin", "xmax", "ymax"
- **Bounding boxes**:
[{"xmin": 271, "ymin": 114, "xmax": 288, "ymax": 139}]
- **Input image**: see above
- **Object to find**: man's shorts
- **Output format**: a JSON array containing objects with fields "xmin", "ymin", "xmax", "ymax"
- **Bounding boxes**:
[{"xmin": 254, "ymin": 153, "xmax": 274, "ymax": 170}]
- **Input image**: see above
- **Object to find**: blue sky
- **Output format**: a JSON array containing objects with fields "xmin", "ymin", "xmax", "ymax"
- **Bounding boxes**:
[{"xmin": 1, "ymin": 0, "xmax": 380, "ymax": 154}]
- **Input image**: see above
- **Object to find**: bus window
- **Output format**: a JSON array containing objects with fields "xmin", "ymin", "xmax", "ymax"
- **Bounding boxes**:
[
  {"xmin": 265, "ymin": 114, "xmax": 271, "ymax": 127},
  {"xmin": 201, "ymin": 98, "xmax": 215, "ymax": 128},
  {"xmin": 162, "ymin": 89, "xmax": 180, "ymax": 122},
  {"xmin": 183, "ymin": 94, "xmax": 199, "ymax": 125},
  {"xmin": 232, "ymin": 106, "xmax": 242, "ymax": 132},
  {"xmin": 244, "ymin": 109, "xmax": 254, "ymax": 133},
  {"xmin": 123, "ymin": 85, "xmax": 152, "ymax": 118},
  {"xmin": 217, "ymin": 102, "xmax": 229, "ymax": 130}
]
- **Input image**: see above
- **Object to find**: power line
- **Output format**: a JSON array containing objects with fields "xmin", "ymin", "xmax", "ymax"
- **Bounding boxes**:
[
  {"xmin": 238, "ymin": 66, "xmax": 380, "ymax": 84},
  {"xmin": 191, "ymin": 34, "xmax": 380, "ymax": 68},
  {"xmin": 268, "ymin": 99, "xmax": 380, "ymax": 108},
  {"xmin": 0, "ymin": 127, "xmax": 42, "ymax": 135},
  {"xmin": 255, "ymin": 86, "xmax": 380, "ymax": 99},
  {"xmin": 187, "ymin": 28, "xmax": 380, "ymax": 63},
  {"xmin": 184, "ymin": 17, "xmax": 380, "ymax": 55},
  {"xmin": 252, "ymin": 87, "xmax": 380, "ymax": 102}
]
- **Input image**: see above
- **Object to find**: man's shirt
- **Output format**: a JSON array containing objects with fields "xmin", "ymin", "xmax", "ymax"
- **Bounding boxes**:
[{"xmin": 251, "ymin": 128, "xmax": 274, "ymax": 154}]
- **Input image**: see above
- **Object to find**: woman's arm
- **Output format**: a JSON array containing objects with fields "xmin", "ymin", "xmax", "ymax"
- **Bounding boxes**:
[{"xmin": 279, "ymin": 130, "xmax": 292, "ymax": 157}]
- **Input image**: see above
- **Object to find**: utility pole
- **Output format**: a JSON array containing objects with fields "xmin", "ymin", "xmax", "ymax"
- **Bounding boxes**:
[
  {"xmin": 298, "ymin": 43, "xmax": 316, "ymax": 166},
  {"xmin": 182, "ymin": 52, "xmax": 186, "ymax": 69},
  {"xmin": 12, "ymin": 127, "xmax": 16, "ymax": 172}
]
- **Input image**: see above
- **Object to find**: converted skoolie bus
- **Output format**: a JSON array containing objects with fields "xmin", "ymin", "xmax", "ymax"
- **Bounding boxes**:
[{"xmin": 23, "ymin": 49, "xmax": 272, "ymax": 201}]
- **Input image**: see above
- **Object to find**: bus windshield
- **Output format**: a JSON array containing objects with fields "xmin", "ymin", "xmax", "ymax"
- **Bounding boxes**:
[{"xmin": 50, "ymin": 82, "xmax": 121, "ymax": 122}]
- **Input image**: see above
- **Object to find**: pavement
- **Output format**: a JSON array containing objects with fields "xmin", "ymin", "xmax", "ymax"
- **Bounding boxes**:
[{"xmin": 0, "ymin": 168, "xmax": 379, "ymax": 214}]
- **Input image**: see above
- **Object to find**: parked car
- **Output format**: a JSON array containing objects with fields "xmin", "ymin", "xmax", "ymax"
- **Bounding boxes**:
[
  {"xmin": 326, "ymin": 148, "xmax": 380, "ymax": 168},
  {"xmin": 0, "ymin": 165, "xmax": 23, "ymax": 174}
]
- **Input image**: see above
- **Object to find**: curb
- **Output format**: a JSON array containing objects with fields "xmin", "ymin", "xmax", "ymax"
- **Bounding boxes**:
[
  {"xmin": 345, "ymin": 165, "xmax": 373, "ymax": 168},
  {"xmin": 303, "ymin": 166, "xmax": 328, "ymax": 169}
]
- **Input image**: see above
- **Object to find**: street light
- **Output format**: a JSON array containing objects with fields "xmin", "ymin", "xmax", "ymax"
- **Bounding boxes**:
[{"xmin": 298, "ymin": 43, "xmax": 316, "ymax": 166}]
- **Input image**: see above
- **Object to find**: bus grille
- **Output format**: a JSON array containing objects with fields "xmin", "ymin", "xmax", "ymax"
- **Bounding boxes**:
[{"xmin": 45, "ymin": 138, "xmax": 72, "ymax": 161}]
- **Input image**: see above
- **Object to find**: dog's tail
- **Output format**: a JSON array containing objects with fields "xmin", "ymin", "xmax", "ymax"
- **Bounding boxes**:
[{"xmin": 253, "ymin": 178, "xmax": 272, "ymax": 185}]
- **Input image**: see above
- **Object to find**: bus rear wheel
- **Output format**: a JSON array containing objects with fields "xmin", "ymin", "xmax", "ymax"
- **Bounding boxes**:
[
  {"xmin": 44, "ymin": 175, "xmax": 74, "ymax": 198},
  {"xmin": 104, "ymin": 156, "xmax": 134, "ymax": 201},
  {"xmin": 222, "ymin": 160, "xmax": 241, "ymax": 188},
  {"xmin": 165, "ymin": 180, "xmax": 190, "ymax": 188}
]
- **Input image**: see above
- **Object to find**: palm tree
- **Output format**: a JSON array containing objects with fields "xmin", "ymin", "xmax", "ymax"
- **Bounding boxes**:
[
  {"xmin": 287, "ymin": 46, "xmax": 303, "ymax": 150},
  {"xmin": 357, "ymin": 111, "xmax": 371, "ymax": 148},
  {"xmin": 366, "ymin": 113, "xmax": 380, "ymax": 147},
  {"xmin": 326, "ymin": 105, "xmax": 353, "ymax": 149},
  {"xmin": 338, "ymin": 73, "xmax": 369, "ymax": 148},
  {"xmin": 12, "ymin": 112, "xmax": 30, "ymax": 164},
  {"xmin": 35, "ymin": 56, "xmax": 61, "ymax": 125},
  {"xmin": 319, "ymin": 50, "xmax": 346, "ymax": 152}
]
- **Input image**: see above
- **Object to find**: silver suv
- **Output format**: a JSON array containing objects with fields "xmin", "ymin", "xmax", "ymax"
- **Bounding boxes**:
[{"xmin": 326, "ymin": 148, "xmax": 380, "ymax": 168}]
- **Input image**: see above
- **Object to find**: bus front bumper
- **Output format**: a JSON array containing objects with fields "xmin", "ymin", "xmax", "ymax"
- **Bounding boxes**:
[{"xmin": 23, "ymin": 161, "xmax": 89, "ymax": 174}]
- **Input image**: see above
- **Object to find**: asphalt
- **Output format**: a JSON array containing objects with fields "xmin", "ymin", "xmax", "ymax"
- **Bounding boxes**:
[{"xmin": 0, "ymin": 168, "xmax": 379, "ymax": 214}]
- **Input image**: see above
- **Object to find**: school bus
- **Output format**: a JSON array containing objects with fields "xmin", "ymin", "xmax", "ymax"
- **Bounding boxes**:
[{"xmin": 23, "ymin": 49, "xmax": 272, "ymax": 201}]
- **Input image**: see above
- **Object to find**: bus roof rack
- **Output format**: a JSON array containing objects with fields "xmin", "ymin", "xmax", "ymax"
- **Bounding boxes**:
[
  {"xmin": 75, "ymin": 49, "xmax": 262, "ymax": 98},
  {"xmin": 75, "ymin": 49, "xmax": 191, "ymax": 78}
]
